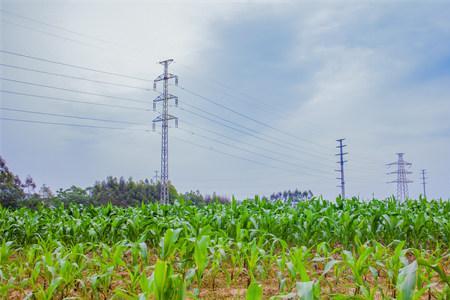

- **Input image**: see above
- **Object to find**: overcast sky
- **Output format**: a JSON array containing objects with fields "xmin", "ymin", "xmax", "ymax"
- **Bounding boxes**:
[{"xmin": 1, "ymin": 0, "xmax": 449, "ymax": 200}]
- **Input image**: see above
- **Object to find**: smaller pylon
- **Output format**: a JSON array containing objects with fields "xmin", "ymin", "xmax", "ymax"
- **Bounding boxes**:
[
  {"xmin": 420, "ymin": 169, "xmax": 427, "ymax": 198},
  {"xmin": 335, "ymin": 139, "xmax": 348, "ymax": 199}
]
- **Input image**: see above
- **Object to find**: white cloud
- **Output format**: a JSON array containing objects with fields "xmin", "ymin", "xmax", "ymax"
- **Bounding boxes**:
[{"xmin": 1, "ymin": 0, "xmax": 449, "ymax": 200}]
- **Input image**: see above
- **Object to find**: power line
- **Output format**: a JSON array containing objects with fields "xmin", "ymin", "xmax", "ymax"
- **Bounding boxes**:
[
  {"xmin": 177, "ymin": 105, "xmax": 337, "ymax": 169},
  {"xmin": 180, "ymin": 118, "xmax": 332, "ymax": 171},
  {"xmin": 1, "ymin": 116, "xmax": 327, "ymax": 179},
  {"xmin": 173, "ymin": 69, "xmax": 383, "ymax": 168},
  {"xmin": 0, "ymin": 68, "xmax": 334, "ymax": 165},
  {"xmin": 177, "ymin": 85, "xmax": 385, "ymax": 170},
  {"xmin": 0, "ymin": 8, "xmax": 118, "ymax": 46},
  {"xmin": 2, "ymin": 10, "xmax": 381, "ymax": 169},
  {"xmin": 4, "ymin": 16, "xmax": 337, "ymax": 160},
  {"xmin": 0, "ymin": 116, "xmax": 143, "ymax": 131},
  {"xmin": 0, "ymin": 77, "xmax": 149, "ymax": 104},
  {"xmin": 179, "ymin": 101, "xmax": 336, "ymax": 163},
  {"xmin": 0, "ymin": 107, "xmax": 144, "ymax": 126},
  {"xmin": 1, "ymin": 19, "xmax": 105, "ymax": 50},
  {"xmin": 177, "ymin": 87, "xmax": 384, "ymax": 172},
  {"xmin": 173, "ymin": 68, "xmax": 379, "ymax": 164},
  {"xmin": 177, "ymin": 127, "xmax": 333, "ymax": 178},
  {"xmin": 0, "ymin": 49, "xmax": 152, "ymax": 82},
  {"xmin": 0, "ymin": 57, "xmax": 331, "ymax": 165},
  {"xmin": 1, "ymin": 72, "xmax": 372, "ymax": 171},
  {"xmin": 172, "ymin": 131, "xmax": 317, "ymax": 178},
  {"xmin": 1, "ymin": 10, "xmax": 373, "ymax": 185},
  {"xmin": 0, "ymin": 9, "xmax": 152, "ymax": 64},
  {"xmin": 0, "ymin": 107, "xmax": 324, "ymax": 177},
  {"xmin": 0, "ymin": 100, "xmax": 342, "ymax": 178},
  {"xmin": 0, "ymin": 89, "xmax": 149, "ymax": 111},
  {"xmin": 0, "ymin": 100, "xmax": 334, "ymax": 177},
  {"xmin": 2, "ymin": 8, "xmax": 280, "ymax": 120},
  {"xmin": 1, "ymin": 89, "xmax": 313, "ymax": 170},
  {"xmin": 0, "ymin": 63, "xmax": 152, "ymax": 91},
  {"xmin": 172, "ymin": 63, "xmax": 285, "ymax": 116},
  {"xmin": 177, "ymin": 85, "xmax": 334, "ymax": 157},
  {"xmin": 2, "ymin": 52, "xmax": 376, "ymax": 169},
  {"xmin": 1, "ymin": 71, "xmax": 373, "ymax": 176},
  {"xmin": 2, "ymin": 12, "xmax": 378, "ymax": 174},
  {"xmin": 1, "ymin": 89, "xmax": 337, "ymax": 176}
]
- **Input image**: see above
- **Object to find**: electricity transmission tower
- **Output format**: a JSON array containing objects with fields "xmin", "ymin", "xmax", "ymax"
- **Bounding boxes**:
[
  {"xmin": 153, "ymin": 59, "xmax": 179, "ymax": 204},
  {"xmin": 420, "ymin": 169, "xmax": 427, "ymax": 198},
  {"xmin": 153, "ymin": 170, "xmax": 159, "ymax": 183},
  {"xmin": 387, "ymin": 153, "xmax": 412, "ymax": 202},
  {"xmin": 335, "ymin": 139, "xmax": 348, "ymax": 199}
]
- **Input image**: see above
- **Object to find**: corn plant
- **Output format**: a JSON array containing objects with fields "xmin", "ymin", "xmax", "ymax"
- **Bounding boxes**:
[
  {"xmin": 246, "ymin": 281, "xmax": 263, "ymax": 300},
  {"xmin": 396, "ymin": 260, "xmax": 418, "ymax": 300},
  {"xmin": 150, "ymin": 260, "xmax": 186, "ymax": 300},
  {"xmin": 193, "ymin": 235, "xmax": 210, "ymax": 290},
  {"xmin": 0, "ymin": 198, "xmax": 448, "ymax": 298}
]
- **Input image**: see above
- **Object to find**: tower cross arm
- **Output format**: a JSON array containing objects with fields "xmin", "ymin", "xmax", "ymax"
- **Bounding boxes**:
[
  {"xmin": 153, "ymin": 94, "xmax": 178, "ymax": 102},
  {"xmin": 154, "ymin": 73, "xmax": 178, "ymax": 83},
  {"xmin": 152, "ymin": 114, "xmax": 178, "ymax": 123}
]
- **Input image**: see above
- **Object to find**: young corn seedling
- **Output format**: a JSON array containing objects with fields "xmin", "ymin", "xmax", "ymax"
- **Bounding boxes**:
[
  {"xmin": 246, "ymin": 241, "xmax": 261, "ymax": 283},
  {"xmin": 209, "ymin": 241, "xmax": 226, "ymax": 290},
  {"xmin": 396, "ymin": 260, "xmax": 418, "ymax": 300},
  {"xmin": 149, "ymin": 259, "xmax": 186, "ymax": 300},
  {"xmin": 193, "ymin": 235, "xmax": 210, "ymax": 293},
  {"xmin": 246, "ymin": 281, "xmax": 263, "ymax": 300},
  {"xmin": 416, "ymin": 251, "xmax": 450, "ymax": 299},
  {"xmin": 287, "ymin": 246, "xmax": 312, "ymax": 285},
  {"xmin": 296, "ymin": 280, "xmax": 321, "ymax": 300},
  {"xmin": 342, "ymin": 245, "xmax": 373, "ymax": 296},
  {"xmin": 386, "ymin": 241, "xmax": 408, "ymax": 297},
  {"xmin": 160, "ymin": 228, "xmax": 182, "ymax": 261}
]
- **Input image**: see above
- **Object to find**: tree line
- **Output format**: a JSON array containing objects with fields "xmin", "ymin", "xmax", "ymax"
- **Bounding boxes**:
[{"xmin": 0, "ymin": 155, "xmax": 312, "ymax": 208}]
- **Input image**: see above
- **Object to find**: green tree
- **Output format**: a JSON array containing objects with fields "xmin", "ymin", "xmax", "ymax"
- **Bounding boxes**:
[{"xmin": 0, "ymin": 156, "xmax": 24, "ymax": 208}]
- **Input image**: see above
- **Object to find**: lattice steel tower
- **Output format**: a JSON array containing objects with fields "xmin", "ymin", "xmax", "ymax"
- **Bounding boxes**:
[
  {"xmin": 387, "ymin": 153, "xmax": 412, "ymax": 201},
  {"xmin": 335, "ymin": 138, "xmax": 348, "ymax": 199},
  {"xmin": 153, "ymin": 59, "xmax": 178, "ymax": 204},
  {"xmin": 420, "ymin": 169, "xmax": 427, "ymax": 198}
]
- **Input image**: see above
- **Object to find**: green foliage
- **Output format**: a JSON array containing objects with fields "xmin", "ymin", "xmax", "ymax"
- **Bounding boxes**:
[
  {"xmin": 0, "ymin": 156, "xmax": 24, "ymax": 208},
  {"xmin": 0, "ymin": 197, "xmax": 448, "ymax": 299},
  {"xmin": 193, "ymin": 235, "xmax": 210, "ymax": 287},
  {"xmin": 160, "ymin": 228, "xmax": 182, "ymax": 261},
  {"xmin": 89, "ymin": 176, "xmax": 164, "ymax": 206},
  {"xmin": 246, "ymin": 281, "xmax": 263, "ymax": 300},
  {"xmin": 296, "ymin": 281, "xmax": 315, "ymax": 300},
  {"xmin": 55, "ymin": 186, "xmax": 91, "ymax": 205},
  {"xmin": 150, "ymin": 259, "xmax": 186, "ymax": 300},
  {"xmin": 396, "ymin": 261, "xmax": 418, "ymax": 300}
]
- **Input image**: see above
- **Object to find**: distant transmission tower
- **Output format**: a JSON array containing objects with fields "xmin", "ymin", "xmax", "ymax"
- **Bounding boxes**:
[
  {"xmin": 420, "ymin": 169, "xmax": 427, "ymax": 198},
  {"xmin": 153, "ymin": 59, "xmax": 179, "ymax": 204},
  {"xmin": 153, "ymin": 170, "xmax": 159, "ymax": 183},
  {"xmin": 387, "ymin": 153, "xmax": 412, "ymax": 201},
  {"xmin": 335, "ymin": 139, "xmax": 348, "ymax": 199}
]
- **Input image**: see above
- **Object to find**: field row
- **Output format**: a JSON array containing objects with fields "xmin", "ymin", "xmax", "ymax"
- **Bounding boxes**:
[
  {"xmin": 1, "ymin": 198, "xmax": 449, "ymax": 299},
  {"xmin": 2, "ymin": 238, "xmax": 449, "ymax": 299}
]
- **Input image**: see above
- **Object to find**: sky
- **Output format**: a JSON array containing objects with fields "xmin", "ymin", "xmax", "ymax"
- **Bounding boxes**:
[{"xmin": 1, "ymin": 0, "xmax": 449, "ymax": 200}]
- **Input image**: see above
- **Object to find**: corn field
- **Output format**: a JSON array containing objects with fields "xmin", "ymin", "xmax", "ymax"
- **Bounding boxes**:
[{"xmin": 1, "ymin": 197, "xmax": 449, "ymax": 299}]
